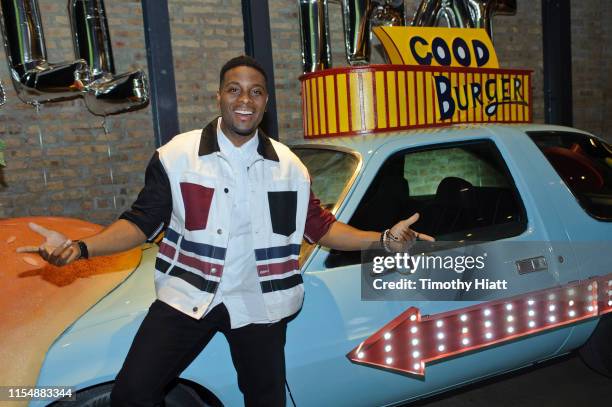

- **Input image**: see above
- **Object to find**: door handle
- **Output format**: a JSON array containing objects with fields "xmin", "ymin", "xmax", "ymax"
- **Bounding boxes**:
[{"xmin": 516, "ymin": 256, "xmax": 548, "ymax": 274}]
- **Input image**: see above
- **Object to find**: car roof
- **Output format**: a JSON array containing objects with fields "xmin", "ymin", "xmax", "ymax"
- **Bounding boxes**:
[{"xmin": 287, "ymin": 123, "xmax": 594, "ymax": 156}]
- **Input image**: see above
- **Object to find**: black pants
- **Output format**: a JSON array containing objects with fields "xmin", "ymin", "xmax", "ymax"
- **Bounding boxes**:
[{"xmin": 110, "ymin": 300, "xmax": 288, "ymax": 407}]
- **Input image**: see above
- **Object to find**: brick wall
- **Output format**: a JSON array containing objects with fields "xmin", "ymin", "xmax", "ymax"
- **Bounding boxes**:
[
  {"xmin": 169, "ymin": 0, "xmax": 245, "ymax": 133},
  {"xmin": 0, "ymin": 1, "xmax": 608, "ymax": 225},
  {"xmin": 571, "ymin": 0, "xmax": 612, "ymax": 141},
  {"xmin": 493, "ymin": 0, "xmax": 544, "ymax": 125}
]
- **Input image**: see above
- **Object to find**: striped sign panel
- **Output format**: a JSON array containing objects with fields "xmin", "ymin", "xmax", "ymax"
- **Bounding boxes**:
[{"xmin": 300, "ymin": 65, "xmax": 532, "ymax": 138}]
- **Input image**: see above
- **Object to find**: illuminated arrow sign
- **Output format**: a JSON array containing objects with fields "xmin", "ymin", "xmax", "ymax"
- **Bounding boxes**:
[{"xmin": 347, "ymin": 273, "xmax": 612, "ymax": 377}]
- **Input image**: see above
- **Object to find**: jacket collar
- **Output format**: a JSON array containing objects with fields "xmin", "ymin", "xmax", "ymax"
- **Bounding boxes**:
[{"xmin": 198, "ymin": 117, "xmax": 279, "ymax": 162}]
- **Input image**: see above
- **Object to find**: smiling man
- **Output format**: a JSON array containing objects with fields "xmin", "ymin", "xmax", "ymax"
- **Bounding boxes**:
[
  {"xmin": 217, "ymin": 58, "xmax": 268, "ymax": 143},
  {"xmin": 19, "ymin": 55, "xmax": 432, "ymax": 407}
]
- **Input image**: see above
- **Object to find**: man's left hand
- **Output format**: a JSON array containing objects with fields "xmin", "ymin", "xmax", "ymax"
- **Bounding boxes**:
[{"xmin": 387, "ymin": 213, "xmax": 435, "ymax": 250}]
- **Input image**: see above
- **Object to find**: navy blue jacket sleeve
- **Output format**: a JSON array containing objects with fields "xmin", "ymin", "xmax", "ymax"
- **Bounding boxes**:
[{"xmin": 119, "ymin": 152, "xmax": 172, "ymax": 242}]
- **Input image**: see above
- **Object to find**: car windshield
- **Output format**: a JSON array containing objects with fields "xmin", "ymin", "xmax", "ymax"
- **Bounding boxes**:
[{"xmin": 291, "ymin": 147, "xmax": 360, "ymax": 211}]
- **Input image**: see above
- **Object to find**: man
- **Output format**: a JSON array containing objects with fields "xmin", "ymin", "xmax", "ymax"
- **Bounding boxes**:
[{"xmin": 19, "ymin": 56, "xmax": 433, "ymax": 406}]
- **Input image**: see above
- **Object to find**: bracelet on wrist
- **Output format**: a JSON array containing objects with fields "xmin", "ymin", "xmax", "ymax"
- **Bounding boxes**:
[
  {"xmin": 76, "ymin": 240, "xmax": 89, "ymax": 259},
  {"xmin": 381, "ymin": 229, "xmax": 393, "ymax": 253}
]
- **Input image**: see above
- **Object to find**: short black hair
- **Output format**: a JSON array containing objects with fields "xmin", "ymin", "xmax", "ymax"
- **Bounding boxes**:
[{"xmin": 219, "ymin": 55, "xmax": 268, "ymax": 88}]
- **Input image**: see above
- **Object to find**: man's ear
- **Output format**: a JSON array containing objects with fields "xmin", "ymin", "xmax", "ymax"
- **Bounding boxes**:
[{"xmin": 216, "ymin": 91, "xmax": 221, "ymax": 108}]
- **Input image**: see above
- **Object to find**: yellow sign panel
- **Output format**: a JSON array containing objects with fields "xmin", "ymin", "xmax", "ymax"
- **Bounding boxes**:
[
  {"xmin": 373, "ymin": 26, "xmax": 499, "ymax": 69},
  {"xmin": 300, "ymin": 65, "xmax": 531, "ymax": 138},
  {"xmin": 433, "ymin": 69, "xmax": 529, "ymax": 122}
]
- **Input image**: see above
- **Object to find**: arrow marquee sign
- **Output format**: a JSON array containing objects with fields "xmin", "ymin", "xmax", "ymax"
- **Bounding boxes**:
[{"xmin": 347, "ymin": 273, "xmax": 612, "ymax": 377}]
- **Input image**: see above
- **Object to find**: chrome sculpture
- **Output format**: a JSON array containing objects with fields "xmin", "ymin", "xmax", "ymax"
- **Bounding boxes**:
[
  {"xmin": 464, "ymin": 0, "xmax": 517, "ymax": 38},
  {"xmin": 411, "ymin": 0, "xmax": 472, "ymax": 28},
  {"xmin": 0, "ymin": 0, "xmax": 87, "ymax": 104},
  {"xmin": 299, "ymin": 0, "xmax": 332, "ymax": 72},
  {"xmin": 342, "ymin": 0, "xmax": 405, "ymax": 66},
  {"xmin": 0, "ymin": 79, "xmax": 6, "ymax": 106},
  {"xmin": 298, "ymin": 0, "xmax": 516, "ymax": 71},
  {"xmin": 69, "ymin": 0, "xmax": 149, "ymax": 116},
  {"xmin": 299, "ymin": 0, "xmax": 405, "ymax": 72}
]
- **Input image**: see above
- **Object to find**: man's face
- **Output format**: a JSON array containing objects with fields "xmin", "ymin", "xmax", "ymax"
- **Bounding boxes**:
[{"xmin": 217, "ymin": 66, "xmax": 268, "ymax": 138}]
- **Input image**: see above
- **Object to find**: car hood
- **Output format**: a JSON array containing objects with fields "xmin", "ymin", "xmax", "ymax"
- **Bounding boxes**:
[{"xmin": 61, "ymin": 243, "xmax": 158, "ymax": 336}]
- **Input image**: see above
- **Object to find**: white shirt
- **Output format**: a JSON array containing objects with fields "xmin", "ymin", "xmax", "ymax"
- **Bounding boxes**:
[{"xmin": 206, "ymin": 120, "xmax": 280, "ymax": 328}]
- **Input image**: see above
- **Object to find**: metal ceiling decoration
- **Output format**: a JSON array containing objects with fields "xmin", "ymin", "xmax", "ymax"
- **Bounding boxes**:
[
  {"xmin": 69, "ymin": 0, "xmax": 149, "ymax": 116},
  {"xmin": 0, "ymin": 0, "xmax": 87, "ymax": 105},
  {"xmin": 0, "ymin": 0, "xmax": 148, "ymax": 115}
]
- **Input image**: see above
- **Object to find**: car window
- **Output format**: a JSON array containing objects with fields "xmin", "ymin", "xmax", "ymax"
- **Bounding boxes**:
[
  {"xmin": 292, "ymin": 147, "xmax": 360, "ymax": 210},
  {"xmin": 405, "ymin": 147, "xmax": 510, "ymax": 196},
  {"xmin": 528, "ymin": 131, "xmax": 612, "ymax": 221},
  {"xmin": 325, "ymin": 140, "xmax": 527, "ymax": 268},
  {"xmin": 292, "ymin": 146, "xmax": 361, "ymax": 264}
]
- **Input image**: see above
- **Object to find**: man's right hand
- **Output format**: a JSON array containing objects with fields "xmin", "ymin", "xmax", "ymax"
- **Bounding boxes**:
[{"xmin": 16, "ymin": 222, "xmax": 81, "ymax": 267}]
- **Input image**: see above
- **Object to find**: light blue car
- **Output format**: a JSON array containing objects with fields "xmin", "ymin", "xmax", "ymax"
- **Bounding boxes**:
[{"xmin": 35, "ymin": 124, "xmax": 612, "ymax": 406}]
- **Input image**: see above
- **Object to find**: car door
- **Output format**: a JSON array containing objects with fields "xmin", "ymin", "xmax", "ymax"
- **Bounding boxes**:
[
  {"xmin": 525, "ymin": 130, "xmax": 612, "ymax": 353},
  {"xmin": 286, "ymin": 128, "xmax": 580, "ymax": 407}
]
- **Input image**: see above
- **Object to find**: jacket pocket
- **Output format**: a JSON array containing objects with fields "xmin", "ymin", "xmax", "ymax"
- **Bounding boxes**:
[
  {"xmin": 267, "ymin": 191, "xmax": 297, "ymax": 236},
  {"xmin": 180, "ymin": 182, "xmax": 214, "ymax": 231}
]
